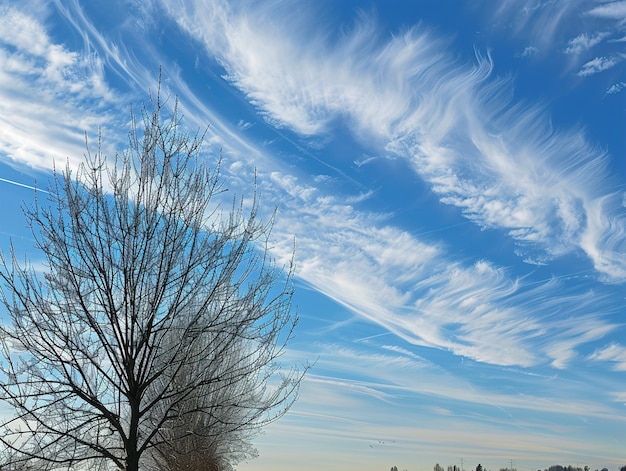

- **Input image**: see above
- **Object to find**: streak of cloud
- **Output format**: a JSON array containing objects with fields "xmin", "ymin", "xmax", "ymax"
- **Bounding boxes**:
[
  {"xmin": 20, "ymin": 0, "xmax": 615, "ymax": 372},
  {"xmin": 564, "ymin": 32, "xmax": 610, "ymax": 54},
  {"xmin": 0, "ymin": 3, "xmax": 122, "ymax": 171},
  {"xmin": 589, "ymin": 343, "xmax": 626, "ymax": 371},
  {"xmin": 587, "ymin": 1, "xmax": 626, "ymax": 20},
  {"xmin": 577, "ymin": 55, "xmax": 623, "ymax": 75},
  {"xmin": 160, "ymin": 0, "xmax": 626, "ymax": 282},
  {"xmin": 1, "ymin": 1, "xmax": 622, "ymax": 375},
  {"xmin": 606, "ymin": 81, "xmax": 626, "ymax": 93},
  {"xmin": 0, "ymin": 177, "xmax": 49, "ymax": 193}
]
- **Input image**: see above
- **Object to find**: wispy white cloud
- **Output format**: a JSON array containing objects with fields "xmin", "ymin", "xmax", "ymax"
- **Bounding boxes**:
[
  {"xmin": 104, "ymin": 0, "xmax": 625, "ymax": 370},
  {"xmin": 587, "ymin": 1, "xmax": 626, "ymax": 20},
  {"xmin": 43, "ymin": 0, "xmax": 288, "ymax": 186},
  {"xmin": 492, "ymin": 0, "xmax": 588, "ymax": 47},
  {"xmin": 564, "ymin": 32, "xmax": 610, "ymax": 54},
  {"xmin": 353, "ymin": 154, "xmax": 378, "ymax": 167},
  {"xmin": 262, "ymin": 168, "xmax": 618, "ymax": 369},
  {"xmin": 606, "ymin": 81, "xmax": 626, "ymax": 93},
  {"xmin": 489, "ymin": 2, "xmax": 626, "ymax": 89},
  {"xmin": 237, "ymin": 119, "xmax": 254, "ymax": 130},
  {"xmin": 0, "ymin": 3, "xmax": 122, "ymax": 171},
  {"xmin": 4, "ymin": 0, "xmax": 623, "ymax": 372},
  {"xmin": 589, "ymin": 343, "xmax": 626, "ymax": 371},
  {"xmin": 577, "ymin": 55, "xmax": 623, "ymax": 75},
  {"xmin": 518, "ymin": 45, "xmax": 538, "ymax": 57},
  {"xmin": 160, "ymin": 1, "xmax": 626, "ymax": 282},
  {"xmin": 305, "ymin": 343, "xmax": 626, "ymax": 420}
]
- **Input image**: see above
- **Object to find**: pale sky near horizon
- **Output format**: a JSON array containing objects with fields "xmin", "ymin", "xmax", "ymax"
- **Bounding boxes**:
[{"xmin": 1, "ymin": 1, "xmax": 626, "ymax": 471}]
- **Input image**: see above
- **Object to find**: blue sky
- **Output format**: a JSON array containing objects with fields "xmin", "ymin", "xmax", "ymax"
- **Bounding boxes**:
[{"xmin": 1, "ymin": 1, "xmax": 626, "ymax": 470}]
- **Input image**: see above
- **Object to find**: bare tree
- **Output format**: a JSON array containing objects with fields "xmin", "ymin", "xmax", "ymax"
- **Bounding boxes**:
[{"xmin": 0, "ymin": 90, "xmax": 303, "ymax": 471}]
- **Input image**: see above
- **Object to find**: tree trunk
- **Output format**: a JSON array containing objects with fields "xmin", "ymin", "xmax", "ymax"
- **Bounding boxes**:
[{"xmin": 126, "ymin": 395, "xmax": 141, "ymax": 471}]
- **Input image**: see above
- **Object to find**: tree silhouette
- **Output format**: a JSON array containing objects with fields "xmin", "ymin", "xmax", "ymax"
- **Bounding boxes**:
[{"xmin": 0, "ymin": 89, "xmax": 304, "ymax": 471}]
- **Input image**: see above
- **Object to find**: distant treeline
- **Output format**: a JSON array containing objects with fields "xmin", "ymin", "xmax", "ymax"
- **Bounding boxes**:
[
  {"xmin": 539, "ymin": 465, "xmax": 626, "ymax": 471},
  {"xmin": 425, "ymin": 463, "xmax": 626, "ymax": 471}
]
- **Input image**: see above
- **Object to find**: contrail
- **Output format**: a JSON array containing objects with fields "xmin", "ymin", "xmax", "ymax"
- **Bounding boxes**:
[{"xmin": 0, "ymin": 177, "xmax": 49, "ymax": 193}]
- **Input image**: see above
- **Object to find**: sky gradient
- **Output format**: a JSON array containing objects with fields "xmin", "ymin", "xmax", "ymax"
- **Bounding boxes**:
[{"xmin": 1, "ymin": 1, "xmax": 625, "ymax": 471}]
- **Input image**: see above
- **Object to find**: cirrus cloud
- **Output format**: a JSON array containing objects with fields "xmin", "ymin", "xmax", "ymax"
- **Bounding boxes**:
[{"xmin": 577, "ymin": 55, "xmax": 624, "ymax": 75}]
